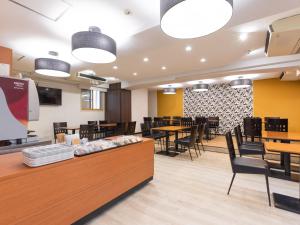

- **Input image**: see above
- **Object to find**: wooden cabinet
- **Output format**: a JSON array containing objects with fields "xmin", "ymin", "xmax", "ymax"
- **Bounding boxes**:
[{"xmin": 105, "ymin": 83, "xmax": 131, "ymax": 122}]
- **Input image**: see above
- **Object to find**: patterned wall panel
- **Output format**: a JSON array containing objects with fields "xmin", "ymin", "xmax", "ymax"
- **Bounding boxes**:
[{"xmin": 184, "ymin": 83, "xmax": 253, "ymax": 134}]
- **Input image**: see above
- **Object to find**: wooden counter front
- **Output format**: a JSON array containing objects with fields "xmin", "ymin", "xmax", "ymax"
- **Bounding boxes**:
[{"xmin": 0, "ymin": 138, "xmax": 154, "ymax": 225}]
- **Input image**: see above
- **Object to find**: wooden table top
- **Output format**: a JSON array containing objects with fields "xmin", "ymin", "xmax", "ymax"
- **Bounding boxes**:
[
  {"xmin": 99, "ymin": 123, "xmax": 117, "ymax": 127},
  {"xmin": 151, "ymin": 126, "xmax": 189, "ymax": 131},
  {"xmin": 60, "ymin": 127, "xmax": 80, "ymax": 130},
  {"xmin": 262, "ymin": 131, "xmax": 300, "ymax": 141},
  {"xmin": 265, "ymin": 142, "xmax": 300, "ymax": 155}
]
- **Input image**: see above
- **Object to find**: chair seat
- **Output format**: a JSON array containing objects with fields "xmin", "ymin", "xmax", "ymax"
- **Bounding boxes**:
[
  {"xmin": 244, "ymin": 141, "xmax": 264, "ymax": 147},
  {"xmin": 239, "ymin": 144, "xmax": 264, "ymax": 155},
  {"xmin": 234, "ymin": 157, "xmax": 268, "ymax": 174},
  {"xmin": 151, "ymin": 133, "xmax": 165, "ymax": 140}
]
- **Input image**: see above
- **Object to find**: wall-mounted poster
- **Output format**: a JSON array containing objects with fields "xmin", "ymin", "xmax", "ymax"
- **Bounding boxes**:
[
  {"xmin": 0, "ymin": 63, "xmax": 10, "ymax": 77},
  {"xmin": 0, "ymin": 76, "xmax": 28, "ymax": 141}
]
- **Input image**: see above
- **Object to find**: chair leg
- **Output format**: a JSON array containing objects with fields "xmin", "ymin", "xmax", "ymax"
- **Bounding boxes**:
[
  {"xmin": 196, "ymin": 143, "xmax": 201, "ymax": 155},
  {"xmin": 194, "ymin": 144, "xmax": 199, "ymax": 157},
  {"xmin": 265, "ymin": 174, "xmax": 271, "ymax": 206},
  {"xmin": 262, "ymin": 154, "xmax": 264, "ymax": 160},
  {"xmin": 188, "ymin": 147, "xmax": 193, "ymax": 161},
  {"xmin": 201, "ymin": 141, "xmax": 205, "ymax": 152},
  {"xmin": 227, "ymin": 173, "xmax": 236, "ymax": 195}
]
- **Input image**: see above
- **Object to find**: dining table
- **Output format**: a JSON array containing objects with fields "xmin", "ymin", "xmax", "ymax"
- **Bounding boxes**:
[
  {"xmin": 262, "ymin": 131, "xmax": 300, "ymax": 177},
  {"xmin": 151, "ymin": 126, "xmax": 190, "ymax": 157},
  {"xmin": 98, "ymin": 123, "xmax": 117, "ymax": 128},
  {"xmin": 264, "ymin": 142, "xmax": 300, "ymax": 214}
]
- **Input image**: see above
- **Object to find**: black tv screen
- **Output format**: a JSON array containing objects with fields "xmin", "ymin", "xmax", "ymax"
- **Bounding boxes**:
[{"xmin": 37, "ymin": 86, "xmax": 62, "ymax": 105}]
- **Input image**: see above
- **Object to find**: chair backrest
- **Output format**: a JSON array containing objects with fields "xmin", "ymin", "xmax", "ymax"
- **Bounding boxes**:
[
  {"xmin": 140, "ymin": 123, "xmax": 151, "ymax": 137},
  {"xmin": 53, "ymin": 122, "xmax": 68, "ymax": 139},
  {"xmin": 181, "ymin": 117, "xmax": 193, "ymax": 127},
  {"xmin": 127, "ymin": 121, "xmax": 136, "ymax": 135},
  {"xmin": 163, "ymin": 116, "xmax": 171, "ymax": 120},
  {"xmin": 265, "ymin": 118, "xmax": 288, "ymax": 132},
  {"xmin": 115, "ymin": 122, "xmax": 127, "ymax": 135},
  {"xmin": 208, "ymin": 116, "xmax": 219, "ymax": 127},
  {"xmin": 80, "ymin": 124, "xmax": 94, "ymax": 140},
  {"xmin": 243, "ymin": 117, "xmax": 262, "ymax": 138},
  {"xmin": 88, "ymin": 121, "xmax": 97, "ymax": 125},
  {"xmin": 234, "ymin": 126, "xmax": 243, "ymax": 147},
  {"xmin": 188, "ymin": 125, "xmax": 198, "ymax": 146},
  {"xmin": 197, "ymin": 123, "xmax": 206, "ymax": 142},
  {"xmin": 195, "ymin": 116, "xmax": 207, "ymax": 125},
  {"xmin": 144, "ymin": 117, "xmax": 152, "ymax": 122},
  {"xmin": 99, "ymin": 120, "xmax": 107, "ymax": 124},
  {"xmin": 172, "ymin": 116, "xmax": 181, "ymax": 126},
  {"xmin": 225, "ymin": 132, "xmax": 236, "ymax": 171}
]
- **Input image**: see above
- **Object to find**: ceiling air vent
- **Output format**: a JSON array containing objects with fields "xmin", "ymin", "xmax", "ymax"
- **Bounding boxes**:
[
  {"xmin": 9, "ymin": 0, "xmax": 71, "ymax": 21},
  {"xmin": 265, "ymin": 14, "xmax": 300, "ymax": 57}
]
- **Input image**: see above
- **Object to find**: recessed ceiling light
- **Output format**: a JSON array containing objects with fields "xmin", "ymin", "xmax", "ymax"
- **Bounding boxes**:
[
  {"xmin": 160, "ymin": 0, "xmax": 233, "ymax": 39},
  {"xmin": 239, "ymin": 33, "xmax": 248, "ymax": 41},
  {"xmin": 113, "ymin": 66, "xmax": 118, "ymax": 70},
  {"xmin": 185, "ymin": 46, "xmax": 192, "ymax": 52},
  {"xmin": 133, "ymin": 72, "xmax": 138, "ymax": 76},
  {"xmin": 143, "ymin": 57, "xmax": 149, "ymax": 62},
  {"xmin": 200, "ymin": 58, "xmax": 207, "ymax": 63},
  {"xmin": 161, "ymin": 66, "xmax": 167, "ymax": 70}
]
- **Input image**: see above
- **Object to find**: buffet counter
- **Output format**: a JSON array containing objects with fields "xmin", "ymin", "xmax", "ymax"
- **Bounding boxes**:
[{"xmin": 0, "ymin": 138, "xmax": 154, "ymax": 225}]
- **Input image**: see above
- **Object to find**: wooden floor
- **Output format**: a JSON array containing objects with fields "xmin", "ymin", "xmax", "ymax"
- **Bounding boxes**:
[{"xmin": 84, "ymin": 150, "xmax": 299, "ymax": 225}]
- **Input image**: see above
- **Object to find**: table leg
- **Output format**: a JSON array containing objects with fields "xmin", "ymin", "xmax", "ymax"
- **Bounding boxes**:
[
  {"xmin": 166, "ymin": 131, "xmax": 170, "ymax": 154},
  {"xmin": 283, "ymin": 152, "xmax": 291, "ymax": 176},
  {"xmin": 156, "ymin": 130, "xmax": 178, "ymax": 157},
  {"xmin": 175, "ymin": 131, "xmax": 178, "ymax": 150}
]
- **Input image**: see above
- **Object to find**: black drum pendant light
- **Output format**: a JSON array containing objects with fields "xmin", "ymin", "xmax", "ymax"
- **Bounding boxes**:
[
  {"xmin": 192, "ymin": 83, "xmax": 209, "ymax": 92},
  {"xmin": 35, "ymin": 51, "xmax": 70, "ymax": 77},
  {"xmin": 230, "ymin": 78, "xmax": 252, "ymax": 89},
  {"xmin": 163, "ymin": 85, "xmax": 177, "ymax": 95},
  {"xmin": 160, "ymin": 0, "xmax": 233, "ymax": 39},
  {"xmin": 72, "ymin": 26, "xmax": 117, "ymax": 64}
]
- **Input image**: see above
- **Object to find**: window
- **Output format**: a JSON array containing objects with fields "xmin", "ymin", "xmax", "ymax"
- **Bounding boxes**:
[{"xmin": 81, "ymin": 89, "xmax": 104, "ymax": 110}]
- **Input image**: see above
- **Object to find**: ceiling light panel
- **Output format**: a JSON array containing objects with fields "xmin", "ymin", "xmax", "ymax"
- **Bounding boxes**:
[{"xmin": 9, "ymin": 0, "xmax": 71, "ymax": 21}]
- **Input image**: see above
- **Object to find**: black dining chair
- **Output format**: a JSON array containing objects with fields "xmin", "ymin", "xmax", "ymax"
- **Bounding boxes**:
[
  {"xmin": 225, "ymin": 132, "xmax": 271, "ymax": 206},
  {"xmin": 80, "ymin": 124, "xmax": 95, "ymax": 141},
  {"xmin": 115, "ymin": 122, "xmax": 127, "ymax": 135},
  {"xmin": 196, "ymin": 123, "xmax": 206, "ymax": 153},
  {"xmin": 53, "ymin": 122, "xmax": 68, "ymax": 143},
  {"xmin": 234, "ymin": 125, "xmax": 265, "ymax": 159},
  {"xmin": 127, "ymin": 121, "xmax": 136, "ymax": 135},
  {"xmin": 172, "ymin": 116, "xmax": 182, "ymax": 126},
  {"xmin": 175, "ymin": 125, "xmax": 199, "ymax": 161},
  {"xmin": 243, "ymin": 117, "xmax": 262, "ymax": 142},
  {"xmin": 140, "ymin": 123, "xmax": 165, "ymax": 152}
]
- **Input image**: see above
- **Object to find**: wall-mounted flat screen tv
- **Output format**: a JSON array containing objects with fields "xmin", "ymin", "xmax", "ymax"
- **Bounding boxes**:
[{"xmin": 37, "ymin": 86, "xmax": 62, "ymax": 105}]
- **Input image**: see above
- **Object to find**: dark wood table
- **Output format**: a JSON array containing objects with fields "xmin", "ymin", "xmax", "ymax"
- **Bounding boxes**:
[
  {"xmin": 98, "ymin": 123, "xmax": 117, "ymax": 128},
  {"xmin": 265, "ymin": 142, "xmax": 300, "ymax": 214},
  {"xmin": 151, "ymin": 126, "xmax": 189, "ymax": 157}
]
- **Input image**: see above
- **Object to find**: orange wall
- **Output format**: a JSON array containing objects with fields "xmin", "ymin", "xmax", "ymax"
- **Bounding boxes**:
[
  {"xmin": 157, "ymin": 89, "xmax": 183, "ymax": 117},
  {"xmin": 0, "ymin": 46, "xmax": 12, "ymax": 75},
  {"xmin": 253, "ymin": 78, "xmax": 300, "ymax": 132}
]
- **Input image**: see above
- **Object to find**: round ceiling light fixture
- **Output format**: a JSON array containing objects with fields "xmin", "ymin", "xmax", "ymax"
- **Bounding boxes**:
[
  {"xmin": 192, "ymin": 83, "xmax": 209, "ymax": 92},
  {"xmin": 230, "ymin": 78, "xmax": 252, "ymax": 89},
  {"xmin": 160, "ymin": 0, "xmax": 233, "ymax": 39},
  {"xmin": 163, "ymin": 85, "xmax": 177, "ymax": 95},
  {"xmin": 72, "ymin": 26, "xmax": 117, "ymax": 64},
  {"xmin": 35, "ymin": 51, "xmax": 70, "ymax": 77}
]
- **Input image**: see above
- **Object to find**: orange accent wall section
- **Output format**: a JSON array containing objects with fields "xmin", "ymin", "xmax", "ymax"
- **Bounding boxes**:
[
  {"xmin": 157, "ymin": 88, "xmax": 183, "ymax": 117},
  {"xmin": 253, "ymin": 78, "xmax": 300, "ymax": 132},
  {"xmin": 0, "ymin": 46, "xmax": 12, "ymax": 76}
]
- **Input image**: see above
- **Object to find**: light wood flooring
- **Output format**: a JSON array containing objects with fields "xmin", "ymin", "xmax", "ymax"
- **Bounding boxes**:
[{"xmin": 84, "ymin": 151, "xmax": 299, "ymax": 225}]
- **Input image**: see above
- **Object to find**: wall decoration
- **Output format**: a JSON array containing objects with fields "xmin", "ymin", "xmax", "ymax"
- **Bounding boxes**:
[{"xmin": 184, "ymin": 83, "xmax": 253, "ymax": 134}]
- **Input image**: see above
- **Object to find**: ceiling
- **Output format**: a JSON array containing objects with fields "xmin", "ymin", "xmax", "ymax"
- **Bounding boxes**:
[{"xmin": 1, "ymin": 0, "xmax": 300, "ymax": 89}]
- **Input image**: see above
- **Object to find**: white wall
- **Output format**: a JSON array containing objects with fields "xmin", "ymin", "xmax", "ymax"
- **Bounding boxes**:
[
  {"xmin": 29, "ymin": 81, "xmax": 105, "ymax": 139},
  {"xmin": 131, "ymin": 89, "xmax": 148, "ymax": 132},
  {"xmin": 148, "ymin": 90, "xmax": 157, "ymax": 118}
]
